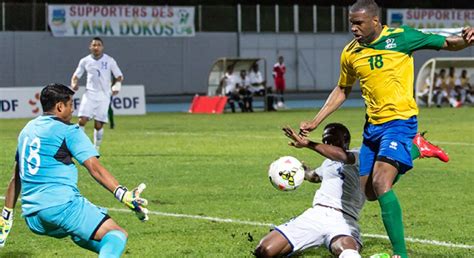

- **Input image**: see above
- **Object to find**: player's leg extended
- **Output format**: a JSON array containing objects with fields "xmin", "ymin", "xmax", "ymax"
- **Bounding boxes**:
[
  {"xmin": 254, "ymin": 230, "xmax": 292, "ymax": 257},
  {"xmin": 77, "ymin": 94, "xmax": 93, "ymax": 131},
  {"xmin": 372, "ymin": 161, "xmax": 407, "ymax": 258},
  {"xmin": 93, "ymin": 219, "xmax": 128, "ymax": 258},
  {"xmin": 78, "ymin": 117, "xmax": 89, "ymax": 130},
  {"xmin": 411, "ymin": 132, "xmax": 449, "ymax": 162},
  {"xmin": 94, "ymin": 121, "xmax": 105, "ymax": 149},
  {"xmin": 330, "ymin": 236, "xmax": 361, "ymax": 258},
  {"xmin": 72, "ymin": 219, "xmax": 128, "ymax": 257}
]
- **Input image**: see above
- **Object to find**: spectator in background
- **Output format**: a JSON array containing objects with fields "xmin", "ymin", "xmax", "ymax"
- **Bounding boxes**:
[
  {"xmin": 236, "ymin": 69, "xmax": 253, "ymax": 112},
  {"xmin": 435, "ymin": 68, "xmax": 460, "ymax": 107},
  {"xmin": 273, "ymin": 56, "xmax": 286, "ymax": 109},
  {"xmin": 417, "ymin": 73, "xmax": 437, "ymax": 106},
  {"xmin": 248, "ymin": 63, "xmax": 267, "ymax": 96},
  {"xmin": 455, "ymin": 69, "xmax": 473, "ymax": 105},
  {"xmin": 249, "ymin": 63, "xmax": 277, "ymax": 111},
  {"xmin": 220, "ymin": 65, "xmax": 244, "ymax": 113}
]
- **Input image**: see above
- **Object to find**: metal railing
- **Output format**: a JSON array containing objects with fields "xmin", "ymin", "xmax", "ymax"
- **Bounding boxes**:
[{"xmin": 0, "ymin": 3, "xmax": 362, "ymax": 33}]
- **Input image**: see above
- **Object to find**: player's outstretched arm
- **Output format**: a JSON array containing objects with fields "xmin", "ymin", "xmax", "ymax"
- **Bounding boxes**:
[
  {"xmin": 442, "ymin": 27, "xmax": 474, "ymax": 51},
  {"xmin": 299, "ymin": 85, "xmax": 350, "ymax": 136},
  {"xmin": 283, "ymin": 126, "xmax": 355, "ymax": 164},
  {"xmin": 83, "ymin": 157, "xmax": 149, "ymax": 221},
  {"xmin": 0, "ymin": 162, "xmax": 21, "ymax": 248}
]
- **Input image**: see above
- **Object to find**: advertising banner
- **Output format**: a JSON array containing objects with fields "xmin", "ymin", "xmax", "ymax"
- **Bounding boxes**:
[
  {"xmin": 387, "ymin": 9, "xmax": 474, "ymax": 29},
  {"xmin": 0, "ymin": 85, "xmax": 146, "ymax": 119},
  {"xmin": 48, "ymin": 5, "xmax": 195, "ymax": 37}
]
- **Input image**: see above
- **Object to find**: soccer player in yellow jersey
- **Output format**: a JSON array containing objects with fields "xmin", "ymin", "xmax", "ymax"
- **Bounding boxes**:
[{"xmin": 298, "ymin": 0, "xmax": 474, "ymax": 257}]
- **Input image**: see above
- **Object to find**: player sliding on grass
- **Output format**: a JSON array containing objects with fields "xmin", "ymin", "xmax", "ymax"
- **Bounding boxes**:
[
  {"xmin": 299, "ymin": 0, "xmax": 471, "ymax": 256},
  {"xmin": 254, "ymin": 124, "xmax": 449, "ymax": 258},
  {"xmin": 0, "ymin": 84, "xmax": 148, "ymax": 257}
]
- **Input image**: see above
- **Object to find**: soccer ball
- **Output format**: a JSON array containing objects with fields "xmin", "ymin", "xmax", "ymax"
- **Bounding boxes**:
[
  {"xmin": 268, "ymin": 156, "xmax": 305, "ymax": 191},
  {"xmin": 276, "ymin": 101, "xmax": 285, "ymax": 109}
]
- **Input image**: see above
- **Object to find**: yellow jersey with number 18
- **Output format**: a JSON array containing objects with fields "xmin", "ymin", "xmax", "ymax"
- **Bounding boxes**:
[{"xmin": 338, "ymin": 25, "xmax": 445, "ymax": 124}]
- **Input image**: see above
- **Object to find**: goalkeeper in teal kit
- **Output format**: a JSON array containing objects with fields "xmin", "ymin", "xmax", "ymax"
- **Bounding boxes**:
[{"xmin": 0, "ymin": 83, "xmax": 148, "ymax": 257}]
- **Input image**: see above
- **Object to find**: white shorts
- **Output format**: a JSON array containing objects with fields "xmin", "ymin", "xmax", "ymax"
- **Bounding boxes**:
[
  {"xmin": 78, "ymin": 93, "xmax": 110, "ymax": 123},
  {"xmin": 275, "ymin": 205, "xmax": 362, "ymax": 254}
]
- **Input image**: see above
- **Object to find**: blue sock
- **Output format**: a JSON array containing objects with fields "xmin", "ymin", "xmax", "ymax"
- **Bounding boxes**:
[{"xmin": 99, "ymin": 230, "xmax": 127, "ymax": 258}]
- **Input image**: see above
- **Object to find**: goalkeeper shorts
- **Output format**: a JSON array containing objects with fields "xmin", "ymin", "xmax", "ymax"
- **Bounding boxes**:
[{"xmin": 25, "ymin": 195, "xmax": 109, "ymax": 241}]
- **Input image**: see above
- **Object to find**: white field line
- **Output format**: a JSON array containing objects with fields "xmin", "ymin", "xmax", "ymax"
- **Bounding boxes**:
[
  {"xmin": 1, "ymin": 196, "xmax": 472, "ymax": 249},
  {"xmin": 107, "ymin": 207, "xmax": 474, "ymax": 250},
  {"xmin": 143, "ymin": 132, "xmax": 474, "ymax": 147}
]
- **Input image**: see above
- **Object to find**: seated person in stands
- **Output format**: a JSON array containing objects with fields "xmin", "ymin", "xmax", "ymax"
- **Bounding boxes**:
[
  {"xmin": 417, "ymin": 73, "xmax": 436, "ymax": 106},
  {"xmin": 249, "ymin": 63, "xmax": 277, "ymax": 111},
  {"xmin": 236, "ymin": 69, "xmax": 253, "ymax": 112},
  {"xmin": 220, "ymin": 65, "xmax": 244, "ymax": 113},
  {"xmin": 455, "ymin": 69, "xmax": 473, "ymax": 105},
  {"xmin": 435, "ymin": 68, "xmax": 460, "ymax": 107},
  {"xmin": 248, "ymin": 63, "xmax": 267, "ymax": 96}
]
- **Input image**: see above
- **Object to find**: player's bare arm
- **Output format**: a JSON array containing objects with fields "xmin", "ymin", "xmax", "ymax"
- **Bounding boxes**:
[
  {"xmin": 83, "ymin": 156, "xmax": 148, "ymax": 221},
  {"xmin": 0, "ymin": 162, "xmax": 21, "ymax": 247},
  {"xmin": 70, "ymin": 75, "xmax": 79, "ymax": 91},
  {"xmin": 299, "ymin": 85, "xmax": 351, "ymax": 136},
  {"xmin": 83, "ymin": 157, "xmax": 121, "ymax": 193},
  {"xmin": 283, "ymin": 126, "xmax": 355, "ymax": 164},
  {"xmin": 4, "ymin": 162, "xmax": 21, "ymax": 209},
  {"xmin": 442, "ymin": 27, "xmax": 474, "ymax": 50}
]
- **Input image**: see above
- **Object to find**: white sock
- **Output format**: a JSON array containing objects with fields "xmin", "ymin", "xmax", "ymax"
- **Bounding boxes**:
[
  {"xmin": 339, "ymin": 249, "xmax": 361, "ymax": 258},
  {"xmin": 94, "ymin": 128, "xmax": 104, "ymax": 148},
  {"xmin": 79, "ymin": 125, "xmax": 85, "ymax": 131}
]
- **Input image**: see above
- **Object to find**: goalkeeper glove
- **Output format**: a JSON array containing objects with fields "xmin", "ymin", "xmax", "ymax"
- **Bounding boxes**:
[
  {"xmin": 0, "ymin": 207, "xmax": 13, "ymax": 248},
  {"xmin": 114, "ymin": 183, "xmax": 149, "ymax": 221}
]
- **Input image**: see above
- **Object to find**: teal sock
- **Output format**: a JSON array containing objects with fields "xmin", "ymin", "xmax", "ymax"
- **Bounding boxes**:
[
  {"xmin": 378, "ymin": 190, "xmax": 408, "ymax": 258},
  {"xmin": 72, "ymin": 236, "xmax": 101, "ymax": 253},
  {"xmin": 99, "ymin": 230, "xmax": 127, "ymax": 258}
]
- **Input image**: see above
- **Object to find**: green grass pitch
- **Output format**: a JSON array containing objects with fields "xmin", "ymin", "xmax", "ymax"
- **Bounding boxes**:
[{"xmin": 0, "ymin": 107, "xmax": 473, "ymax": 257}]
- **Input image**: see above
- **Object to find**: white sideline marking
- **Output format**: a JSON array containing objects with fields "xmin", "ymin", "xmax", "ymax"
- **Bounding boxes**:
[
  {"xmin": 144, "ymin": 131, "xmax": 474, "ymax": 147},
  {"xmin": 107, "ymin": 207, "xmax": 474, "ymax": 250}
]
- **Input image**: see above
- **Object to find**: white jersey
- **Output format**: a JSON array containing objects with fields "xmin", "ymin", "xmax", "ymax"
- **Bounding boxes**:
[
  {"xmin": 236, "ymin": 76, "xmax": 251, "ymax": 88},
  {"xmin": 312, "ymin": 148, "xmax": 365, "ymax": 220},
  {"xmin": 224, "ymin": 72, "xmax": 237, "ymax": 94},
  {"xmin": 248, "ymin": 71, "xmax": 263, "ymax": 84},
  {"xmin": 73, "ymin": 53, "xmax": 123, "ymax": 100}
]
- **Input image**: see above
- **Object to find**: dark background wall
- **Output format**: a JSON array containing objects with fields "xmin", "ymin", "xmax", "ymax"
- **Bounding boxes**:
[{"xmin": 0, "ymin": 32, "xmax": 238, "ymax": 96}]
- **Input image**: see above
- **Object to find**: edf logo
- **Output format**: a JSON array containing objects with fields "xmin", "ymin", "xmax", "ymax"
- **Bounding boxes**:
[
  {"xmin": 112, "ymin": 97, "xmax": 140, "ymax": 109},
  {"xmin": 1, "ymin": 99, "xmax": 19, "ymax": 112}
]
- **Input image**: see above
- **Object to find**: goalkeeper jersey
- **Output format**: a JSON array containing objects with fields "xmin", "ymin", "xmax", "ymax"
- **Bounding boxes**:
[
  {"xmin": 16, "ymin": 115, "xmax": 98, "ymax": 216},
  {"xmin": 338, "ymin": 25, "xmax": 446, "ymax": 124}
]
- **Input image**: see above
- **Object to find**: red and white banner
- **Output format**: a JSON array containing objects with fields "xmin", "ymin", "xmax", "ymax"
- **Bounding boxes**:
[
  {"xmin": 387, "ymin": 9, "xmax": 474, "ymax": 29},
  {"xmin": 48, "ymin": 5, "xmax": 195, "ymax": 37},
  {"xmin": 0, "ymin": 85, "xmax": 146, "ymax": 119}
]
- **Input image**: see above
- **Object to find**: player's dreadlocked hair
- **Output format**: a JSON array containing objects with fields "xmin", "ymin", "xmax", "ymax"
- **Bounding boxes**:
[{"xmin": 350, "ymin": 0, "xmax": 380, "ymax": 18}]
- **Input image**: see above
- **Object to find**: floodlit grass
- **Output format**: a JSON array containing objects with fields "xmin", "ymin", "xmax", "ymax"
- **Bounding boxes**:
[{"xmin": 0, "ymin": 107, "xmax": 473, "ymax": 257}]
